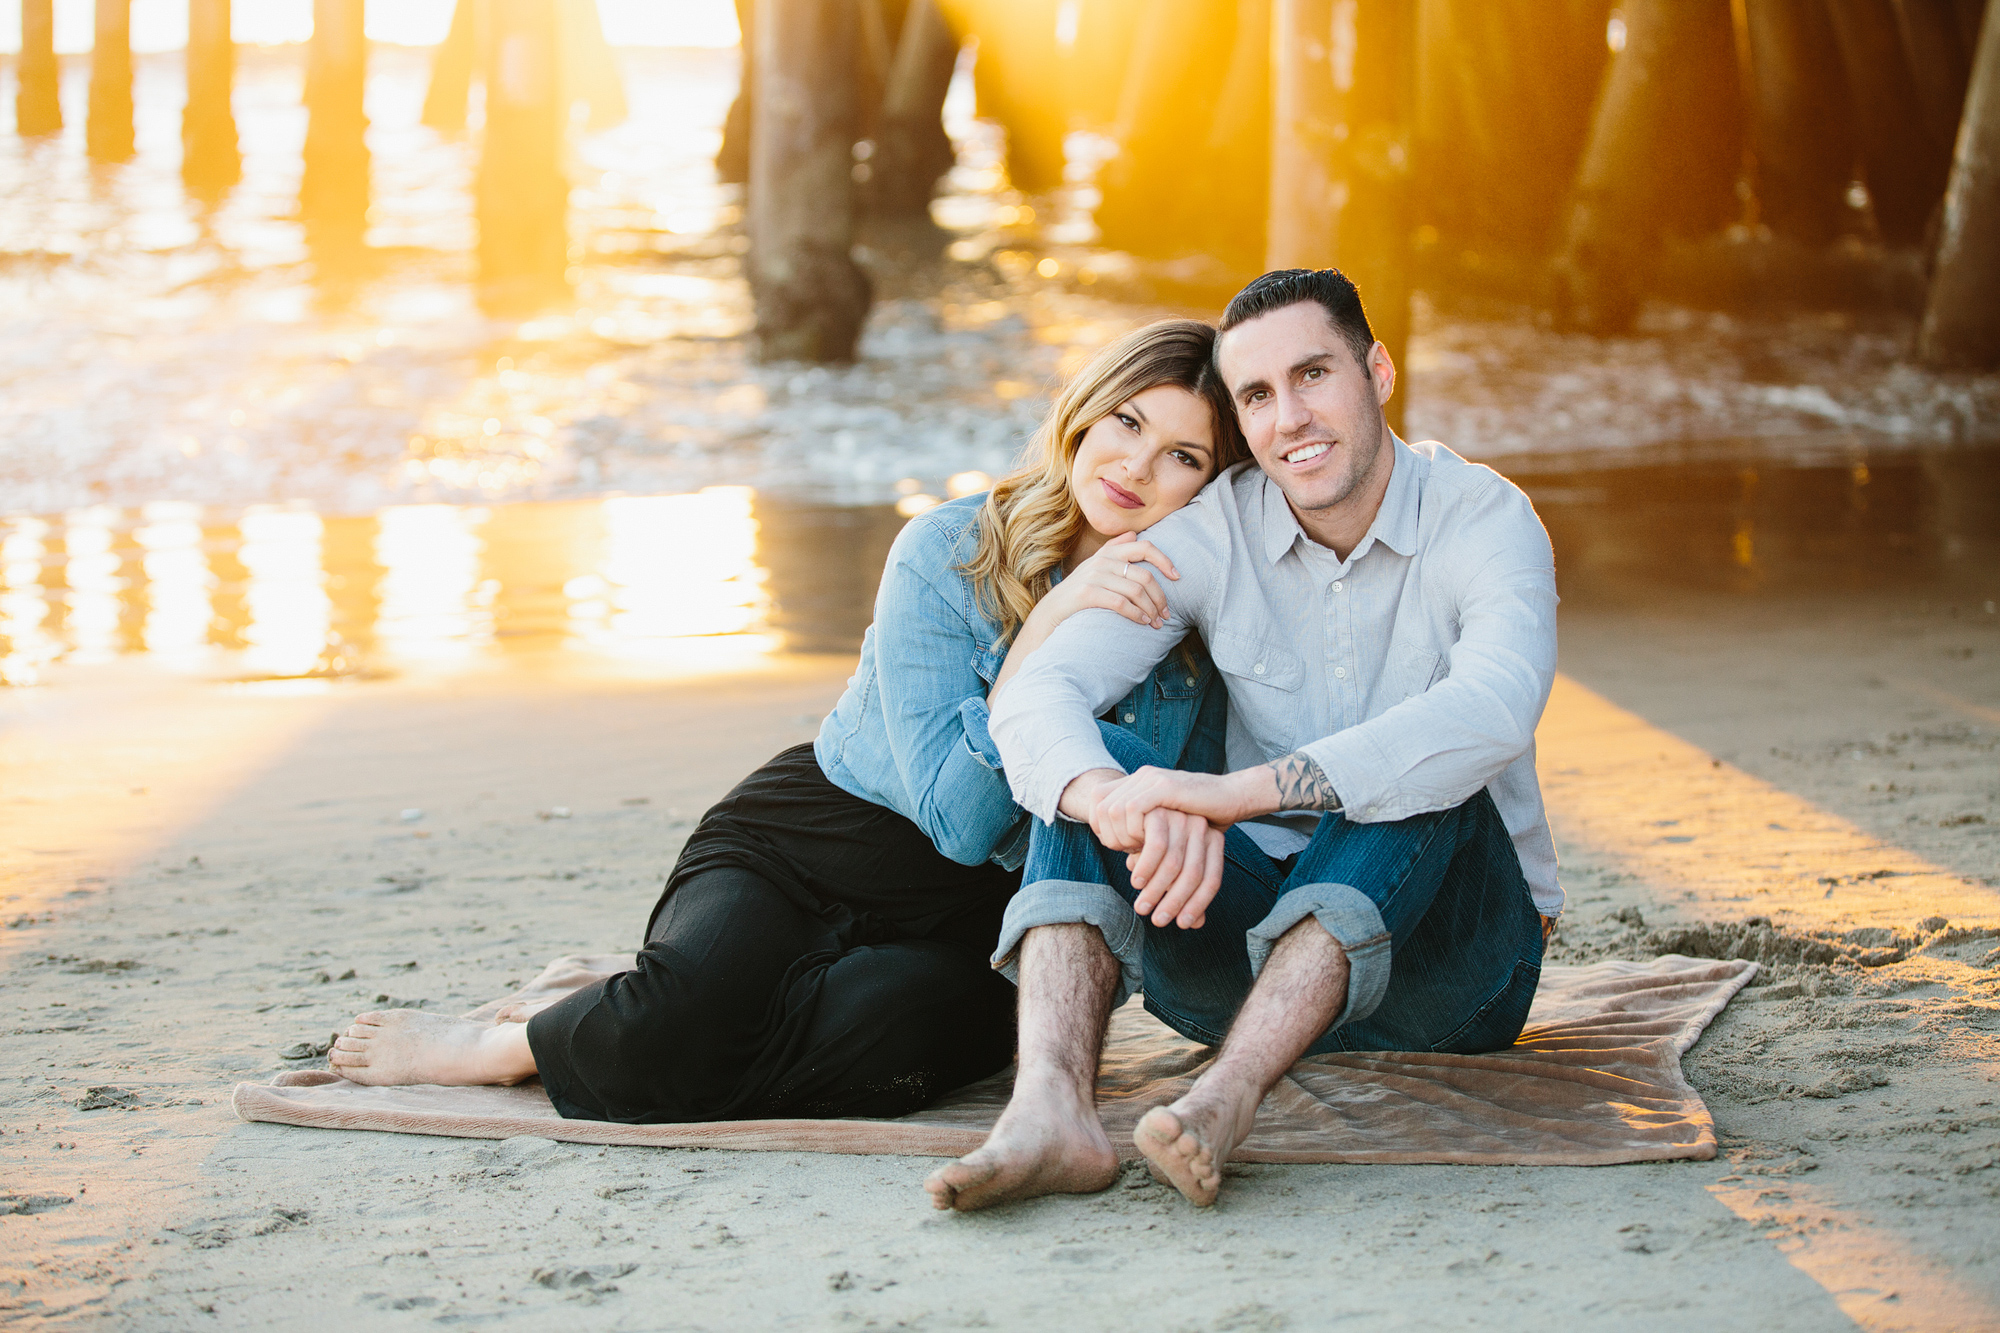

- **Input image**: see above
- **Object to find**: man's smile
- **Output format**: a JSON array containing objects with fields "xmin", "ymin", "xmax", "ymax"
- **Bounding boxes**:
[{"xmin": 1279, "ymin": 440, "xmax": 1332, "ymax": 466}]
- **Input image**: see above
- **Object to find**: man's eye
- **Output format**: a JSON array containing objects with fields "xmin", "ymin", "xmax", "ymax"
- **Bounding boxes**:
[{"xmin": 1303, "ymin": 367, "xmax": 1323, "ymax": 381}]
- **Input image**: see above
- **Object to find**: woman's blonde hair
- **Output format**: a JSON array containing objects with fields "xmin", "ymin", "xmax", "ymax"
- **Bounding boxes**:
[{"xmin": 963, "ymin": 318, "xmax": 1247, "ymax": 645}]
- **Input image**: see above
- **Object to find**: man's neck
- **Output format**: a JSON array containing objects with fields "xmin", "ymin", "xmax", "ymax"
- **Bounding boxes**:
[{"xmin": 1289, "ymin": 441, "xmax": 1397, "ymax": 561}]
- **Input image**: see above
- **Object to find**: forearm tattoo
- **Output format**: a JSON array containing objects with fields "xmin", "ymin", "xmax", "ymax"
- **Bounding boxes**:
[{"xmin": 1266, "ymin": 752, "xmax": 1342, "ymax": 812}]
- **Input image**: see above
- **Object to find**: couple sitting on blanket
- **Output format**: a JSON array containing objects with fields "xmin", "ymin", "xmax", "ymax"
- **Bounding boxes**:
[{"xmin": 332, "ymin": 267, "xmax": 1563, "ymax": 1211}]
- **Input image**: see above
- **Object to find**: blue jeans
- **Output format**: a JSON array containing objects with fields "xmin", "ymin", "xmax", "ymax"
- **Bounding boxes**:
[{"xmin": 992, "ymin": 725, "xmax": 1544, "ymax": 1055}]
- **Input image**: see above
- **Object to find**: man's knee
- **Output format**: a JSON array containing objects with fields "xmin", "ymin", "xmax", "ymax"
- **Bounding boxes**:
[
  {"xmin": 1094, "ymin": 719, "xmax": 1171, "ymax": 773},
  {"xmin": 992, "ymin": 880, "xmax": 1144, "ymax": 1006}
]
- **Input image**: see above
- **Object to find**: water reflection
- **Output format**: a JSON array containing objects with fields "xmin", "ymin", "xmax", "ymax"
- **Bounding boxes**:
[
  {"xmin": 1, "ymin": 448, "xmax": 1994, "ymax": 687},
  {"xmin": 374, "ymin": 505, "xmax": 489, "ymax": 664},
  {"xmin": 133, "ymin": 502, "xmax": 214, "ymax": 666}
]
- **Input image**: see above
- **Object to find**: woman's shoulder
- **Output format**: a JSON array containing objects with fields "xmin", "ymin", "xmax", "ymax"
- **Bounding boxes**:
[{"xmin": 889, "ymin": 493, "xmax": 987, "ymax": 572}]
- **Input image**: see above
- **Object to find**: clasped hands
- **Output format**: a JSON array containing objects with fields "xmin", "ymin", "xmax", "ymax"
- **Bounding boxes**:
[{"xmin": 1057, "ymin": 765, "xmax": 1267, "ymax": 932}]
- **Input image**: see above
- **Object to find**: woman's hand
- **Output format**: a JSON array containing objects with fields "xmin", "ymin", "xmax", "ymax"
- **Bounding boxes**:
[{"xmin": 1035, "ymin": 531, "xmax": 1180, "ymax": 632}]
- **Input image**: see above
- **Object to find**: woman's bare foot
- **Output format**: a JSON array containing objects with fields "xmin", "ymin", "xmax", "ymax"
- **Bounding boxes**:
[
  {"xmin": 923, "ymin": 1077, "xmax": 1119, "ymax": 1212},
  {"xmin": 329, "ymin": 1011, "xmax": 537, "ymax": 1087},
  {"xmin": 493, "ymin": 995, "xmax": 562, "ymax": 1025},
  {"xmin": 1133, "ymin": 1078, "xmax": 1264, "ymax": 1207}
]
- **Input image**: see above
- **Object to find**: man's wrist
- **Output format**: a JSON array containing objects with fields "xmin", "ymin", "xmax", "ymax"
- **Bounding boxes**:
[{"xmin": 1056, "ymin": 767, "xmax": 1125, "ymax": 822}]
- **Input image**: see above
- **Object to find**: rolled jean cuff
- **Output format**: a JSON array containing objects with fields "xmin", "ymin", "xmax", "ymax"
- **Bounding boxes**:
[
  {"xmin": 1245, "ymin": 882, "xmax": 1392, "ymax": 1029},
  {"xmin": 991, "ymin": 879, "xmax": 1144, "ymax": 1009}
]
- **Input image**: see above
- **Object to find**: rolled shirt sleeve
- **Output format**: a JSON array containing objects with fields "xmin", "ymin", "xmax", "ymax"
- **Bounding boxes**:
[{"xmin": 987, "ymin": 607, "xmax": 1183, "ymax": 823}]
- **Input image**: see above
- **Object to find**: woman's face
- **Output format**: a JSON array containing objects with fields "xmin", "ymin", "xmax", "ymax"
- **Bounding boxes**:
[{"xmin": 1067, "ymin": 384, "xmax": 1219, "ymax": 543}]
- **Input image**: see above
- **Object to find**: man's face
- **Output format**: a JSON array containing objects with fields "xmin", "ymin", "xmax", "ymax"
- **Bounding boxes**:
[{"xmin": 1216, "ymin": 302, "xmax": 1395, "ymax": 522}]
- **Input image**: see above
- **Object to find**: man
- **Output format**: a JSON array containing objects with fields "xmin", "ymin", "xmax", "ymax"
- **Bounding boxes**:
[{"xmin": 923, "ymin": 268, "xmax": 1562, "ymax": 1212}]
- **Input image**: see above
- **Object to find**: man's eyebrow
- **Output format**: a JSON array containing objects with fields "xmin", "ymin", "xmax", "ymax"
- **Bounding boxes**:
[
  {"xmin": 1287, "ymin": 349, "xmax": 1339, "ymax": 379},
  {"xmin": 1230, "ymin": 374, "xmax": 1269, "ymax": 401}
]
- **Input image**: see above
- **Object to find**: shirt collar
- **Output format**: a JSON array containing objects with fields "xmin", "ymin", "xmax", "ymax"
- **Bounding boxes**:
[{"xmin": 1260, "ymin": 435, "xmax": 1421, "ymax": 565}]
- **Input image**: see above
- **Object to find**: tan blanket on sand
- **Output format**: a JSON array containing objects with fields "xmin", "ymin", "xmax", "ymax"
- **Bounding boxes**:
[{"xmin": 232, "ymin": 954, "xmax": 1755, "ymax": 1165}]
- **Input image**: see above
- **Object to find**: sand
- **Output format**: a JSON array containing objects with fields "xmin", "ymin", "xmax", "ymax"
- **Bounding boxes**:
[{"xmin": 3, "ymin": 583, "xmax": 1997, "ymax": 1331}]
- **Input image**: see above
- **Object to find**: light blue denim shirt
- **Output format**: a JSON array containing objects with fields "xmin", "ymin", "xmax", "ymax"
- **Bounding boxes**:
[{"xmin": 816, "ymin": 493, "xmax": 1228, "ymax": 871}]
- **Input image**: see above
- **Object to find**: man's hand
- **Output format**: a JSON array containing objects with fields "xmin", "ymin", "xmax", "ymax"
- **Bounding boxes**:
[
  {"xmin": 1120, "ymin": 808, "xmax": 1226, "ymax": 928},
  {"xmin": 1054, "ymin": 768, "xmax": 1230, "ymax": 929},
  {"xmin": 1086, "ymin": 767, "xmax": 1257, "ymax": 844}
]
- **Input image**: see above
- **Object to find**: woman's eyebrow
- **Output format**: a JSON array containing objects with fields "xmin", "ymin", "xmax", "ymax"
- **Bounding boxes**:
[{"xmin": 1123, "ymin": 400, "xmax": 1150, "ymax": 427}]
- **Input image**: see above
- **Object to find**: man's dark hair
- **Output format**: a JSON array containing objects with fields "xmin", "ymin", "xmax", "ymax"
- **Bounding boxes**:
[{"xmin": 1216, "ymin": 268, "xmax": 1375, "ymax": 370}]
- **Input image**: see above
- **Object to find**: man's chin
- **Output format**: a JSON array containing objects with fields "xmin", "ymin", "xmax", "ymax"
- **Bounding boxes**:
[{"xmin": 1265, "ymin": 464, "xmax": 1355, "ymax": 516}]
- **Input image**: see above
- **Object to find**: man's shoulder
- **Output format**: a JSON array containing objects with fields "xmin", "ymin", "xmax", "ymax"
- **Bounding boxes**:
[
  {"xmin": 1140, "ymin": 461, "xmax": 1262, "ymax": 554},
  {"xmin": 1405, "ymin": 440, "xmax": 1548, "ymax": 551}
]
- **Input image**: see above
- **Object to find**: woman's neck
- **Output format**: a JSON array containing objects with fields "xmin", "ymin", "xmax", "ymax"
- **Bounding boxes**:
[{"xmin": 1065, "ymin": 526, "xmax": 1110, "ymax": 572}]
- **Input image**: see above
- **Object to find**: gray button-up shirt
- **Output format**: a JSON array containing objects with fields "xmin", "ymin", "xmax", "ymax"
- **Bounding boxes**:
[{"xmin": 988, "ymin": 440, "xmax": 1563, "ymax": 916}]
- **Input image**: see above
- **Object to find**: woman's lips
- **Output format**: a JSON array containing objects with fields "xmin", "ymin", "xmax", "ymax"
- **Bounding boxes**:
[{"xmin": 1099, "ymin": 477, "xmax": 1145, "ymax": 510}]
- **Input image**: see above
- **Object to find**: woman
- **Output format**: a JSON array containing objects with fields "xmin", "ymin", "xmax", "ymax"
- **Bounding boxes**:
[{"xmin": 329, "ymin": 319, "xmax": 1248, "ymax": 1122}]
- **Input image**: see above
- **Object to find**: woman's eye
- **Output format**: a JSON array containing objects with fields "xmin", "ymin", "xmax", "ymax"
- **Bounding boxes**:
[
  {"xmin": 1170, "ymin": 450, "xmax": 1198, "ymax": 468},
  {"xmin": 1116, "ymin": 414, "xmax": 1138, "ymax": 431}
]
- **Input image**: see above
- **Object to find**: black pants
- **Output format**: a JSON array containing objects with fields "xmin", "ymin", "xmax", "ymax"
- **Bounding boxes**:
[{"xmin": 526, "ymin": 744, "xmax": 1022, "ymax": 1122}]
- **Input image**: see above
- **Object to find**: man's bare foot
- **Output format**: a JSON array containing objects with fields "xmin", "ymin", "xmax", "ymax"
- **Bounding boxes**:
[
  {"xmin": 1134, "ymin": 1080, "xmax": 1264, "ymax": 1207},
  {"xmin": 924, "ymin": 1079, "xmax": 1119, "ymax": 1212},
  {"xmin": 329, "ymin": 1010, "xmax": 537, "ymax": 1087}
]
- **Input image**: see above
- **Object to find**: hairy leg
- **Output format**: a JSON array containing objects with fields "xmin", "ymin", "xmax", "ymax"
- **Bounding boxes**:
[
  {"xmin": 330, "ymin": 1011, "xmax": 538, "ymax": 1087},
  {"xmin": 1136, "ymin": 918, "xmax": 1348, "ymax": 1206},
  {"xmin": 923, "ymin": 924, "xmax": 1121, "ymax": 1211}
]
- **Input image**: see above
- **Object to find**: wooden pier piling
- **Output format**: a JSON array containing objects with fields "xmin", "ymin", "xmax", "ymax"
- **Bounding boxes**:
[
  {"xmin": 1742, "ymin": 0, "xmax": 1855, "ymax": 244},
  {"xmin": 1919, "ymin": 2, "xmax": 2000, "ymax": 369},
  {"xmin": 476, "ymin": 0, "xmax": 572, "ymax": 312},
  {"xmin": 15, "ymin": 0, "xmax": 62, "ymax": 136},
  {"xmin": 1268, "ymin": 0, "xmax": 1416, "ymax": 434},
  {"xmin": 718, "ymin": 0, "xmax": 754, "ymax": 184},
  {"xmin": 1549, "ymin": 0, "xmax": 1741, "ymax": 334},
  {"xmin": 1826, "ymin": 0, "xmax": 1953, "ymax": 244},
  {"xmin": 749, "ymin": 0, "xmax": 871, "ymax": 361},
  {"xmin": 421, "ymin": 0, "xmax": 477, "ymax": 136},
  {"xmin": 87, "ymin": 0, "xmax": 135, "ymax": 163},
  {"xmin": 182, "ymin": 0, "xmax": 240, "ymax": 199},
  {"xmin": 865, "ymin": 0, "xmax": 960, "ymax": 219},
  {"xmin": 300, "ymin": 0, "xmax": 371, "ymax": 271}
]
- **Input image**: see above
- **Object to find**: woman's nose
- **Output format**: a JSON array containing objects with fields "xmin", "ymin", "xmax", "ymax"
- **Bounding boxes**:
[{"xmin": 1120, "ymin": 445, "xmax": 1156, "ymax": 483}]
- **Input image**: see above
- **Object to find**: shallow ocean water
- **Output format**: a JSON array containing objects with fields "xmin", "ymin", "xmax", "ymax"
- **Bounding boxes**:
[{"xmin": 3, "ymin": 42, "xmax": 1997, "ymax": 686}]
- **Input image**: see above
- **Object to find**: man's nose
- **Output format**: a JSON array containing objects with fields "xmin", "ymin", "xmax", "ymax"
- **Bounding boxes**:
[{"xmin": 1274, "ymin": 386, "xmax": 1313, "ymax": 436}]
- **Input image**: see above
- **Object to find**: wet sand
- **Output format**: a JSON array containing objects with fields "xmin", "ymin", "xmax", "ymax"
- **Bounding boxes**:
[{"xmin": 3, "ymin": 570, "xmax": 1996, "ymax": 1331}]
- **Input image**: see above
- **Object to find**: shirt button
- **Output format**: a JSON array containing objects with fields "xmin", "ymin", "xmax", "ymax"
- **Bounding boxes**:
[
  {"xmin": 1184, "ymin": 676, "xmax": 1196, "ymax": 686},
  {"xmin": 1367, "ymin": 806, "xmax": 1379, "ymax": 816},
  {"xmin": 1122, "ymin": 712, "xmax": 1136, "ymax": 724},
  {"xmin": 1331, "ymin": 580, "xmax": 1344, "ymax": 593},
  {"xmin": 1253, "ymin": 663, "xmax": 1266, "ymax": 675},
  {"xmin": 1334, "ymin": 666, "xmax": 1347, "ymax": 679}
]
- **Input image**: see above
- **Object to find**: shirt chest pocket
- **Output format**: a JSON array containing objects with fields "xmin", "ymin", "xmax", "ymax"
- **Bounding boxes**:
[
  {"xmin": 1209, "ymin": 630, "xmax": 1304, "ymax": 693},
  {"xmin": 1391, "ymin": 645, "xmax": 1447, "ymax": 700}
]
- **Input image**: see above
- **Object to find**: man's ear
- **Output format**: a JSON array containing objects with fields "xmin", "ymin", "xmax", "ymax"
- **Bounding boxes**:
[{"xmin": 1368, "ymin": 341, "xmax": 1396, "ymax": 407}]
